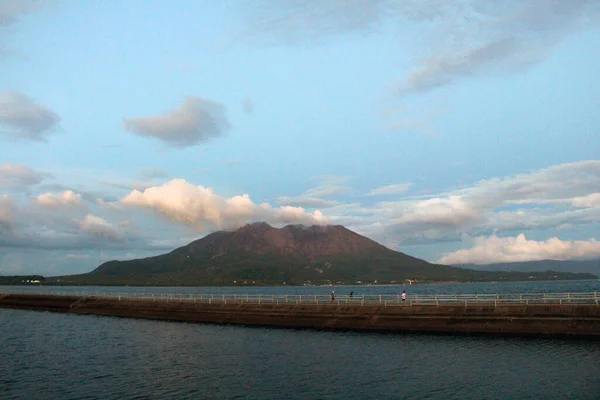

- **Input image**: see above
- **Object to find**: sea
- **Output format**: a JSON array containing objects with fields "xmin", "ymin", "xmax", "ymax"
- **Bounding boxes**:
[{"xmin": 1, "ymin": 280, "xmax": 600, "ymax": 400}]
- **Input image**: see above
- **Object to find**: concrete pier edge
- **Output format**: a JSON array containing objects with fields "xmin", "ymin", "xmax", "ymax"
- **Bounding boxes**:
[{"xmin": 1, "ymin": 293, "xmax": 599, "ymax": 338}]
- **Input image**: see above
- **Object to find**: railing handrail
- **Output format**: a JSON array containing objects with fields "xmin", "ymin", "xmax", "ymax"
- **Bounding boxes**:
[{"xmin": 1, "ymin": 290, "xmax": 598, "ymax": 306}]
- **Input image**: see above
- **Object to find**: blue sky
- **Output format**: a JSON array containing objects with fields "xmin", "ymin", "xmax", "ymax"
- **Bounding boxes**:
[{"xmin": 1, "ymin": 0, "xmax": 600, "ymax": 276}]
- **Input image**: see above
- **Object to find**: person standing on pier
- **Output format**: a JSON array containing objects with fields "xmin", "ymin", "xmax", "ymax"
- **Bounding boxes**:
[
  {"xmin": 331, "ymin": 291, "xmax": 335, "ymax": 301},
  {"xmin": 401, "ymin": 290, "xmax": 407, "ymax": 303}
]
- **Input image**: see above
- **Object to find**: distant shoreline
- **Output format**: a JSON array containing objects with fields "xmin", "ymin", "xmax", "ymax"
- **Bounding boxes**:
[{"xmin": 1, "ymin": 278, "xmax": 598, "ymax": 288}]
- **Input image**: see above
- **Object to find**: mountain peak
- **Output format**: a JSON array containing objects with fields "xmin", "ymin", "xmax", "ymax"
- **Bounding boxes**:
[{"xmin": 76, "ymin": 222, "xmax": 596, "ymax": 286}]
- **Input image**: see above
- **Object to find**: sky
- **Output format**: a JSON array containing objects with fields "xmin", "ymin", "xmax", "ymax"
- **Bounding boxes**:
[{"xmin": 1, "ymin": 0, "xmax": 600, "ymax": 276}]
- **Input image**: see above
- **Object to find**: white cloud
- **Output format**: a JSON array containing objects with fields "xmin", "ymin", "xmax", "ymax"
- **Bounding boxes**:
[
  {"xmin": 572, "ymin": 193, "xmax": 600, "ymax": 209},
  {"xmin": 79, "ymin": 214, "xmax": 123, "ymax": 241},
  {"xmin": 121, "ymin": 179, "xmax": 328, "ymax": 231},
  {"xmin": 0, "ymin": 163, "xmax": 48, "ymax": 188},
  {"xmin": 0, "ymin": 92, "xmax": 60, "ymax": 140},
  {"xmin": 439, "ymin": 233, "xmax": 600, "ymax": 265},
  {"xmin": 35, "ymin": 190, "xmax": 82, "ymax": 207},
  {"xmin": 328, "ymin": 160, "xmax": 600, "ymax": 247},
  {"xmin": 367, "ymin": 183, "xmax": 413, "ymax": 196},
  {"xmin": 123, "ymin": 97, "xmax": 230, "ymax": 147},
  {"xmin": 396, "ymin": 195, "xmax": 480, "ymax": 226}
]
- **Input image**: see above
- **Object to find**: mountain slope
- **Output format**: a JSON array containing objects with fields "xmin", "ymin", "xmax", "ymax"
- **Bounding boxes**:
[{"xmin": 55, "ymin": 223, "xmax": 597, "ymax": 285}]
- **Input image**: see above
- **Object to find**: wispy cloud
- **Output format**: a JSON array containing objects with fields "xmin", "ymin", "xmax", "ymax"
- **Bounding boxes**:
[
  {"xmin": 366, "ymin": 183, "xmax": 412, "ymax": 196},
  {"xmin": 137, "ymin": 167, "xmax": 170, "ymax": 181},
  {"xmin": 0, "ymin": 0, "xmax": 45, "ymax": 59},
  {"xmin": 241, "ymin": 0, "xmax": 600, "ymax": 95},
  {"xmin": 242, "ymin": 97, "xmax": 254, "ymax": 115},
  {"xmin": 0, "ymin": 1, "xmax": 43, "ymax": 27},
  {"xmin": 239, "ymin": 0, "xmax": 393, "ymax": 46},
  {"xmin": 276, "ymin": 175, "xmax": 349, "ymax": 208}
]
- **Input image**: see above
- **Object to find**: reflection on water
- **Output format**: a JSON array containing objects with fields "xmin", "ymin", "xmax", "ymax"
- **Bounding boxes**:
[{"xmin": 1, "ymin": 307, "xmax": 599, "ymax": 400}]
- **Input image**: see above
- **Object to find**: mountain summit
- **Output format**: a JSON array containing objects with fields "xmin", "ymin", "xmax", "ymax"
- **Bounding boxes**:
[{"xmin": 61, "ymin": 223, "xmax": 596, "ymax": 285}]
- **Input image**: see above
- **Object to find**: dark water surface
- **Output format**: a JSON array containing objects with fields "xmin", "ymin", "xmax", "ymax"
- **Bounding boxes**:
[{"xmin": 2, "ymin": 307, "xmax": 600, "ymax": 400}]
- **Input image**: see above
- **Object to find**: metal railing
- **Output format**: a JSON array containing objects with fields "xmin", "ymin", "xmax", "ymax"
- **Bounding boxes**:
[{"xmin": 1, "ymin": 291, "xmax": 598, "ymax": 307}]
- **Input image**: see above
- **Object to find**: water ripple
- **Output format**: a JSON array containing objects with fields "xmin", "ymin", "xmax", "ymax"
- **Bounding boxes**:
[{"xmin": 1, "ymin": 309, "xmax": 599, "ymax": 399}]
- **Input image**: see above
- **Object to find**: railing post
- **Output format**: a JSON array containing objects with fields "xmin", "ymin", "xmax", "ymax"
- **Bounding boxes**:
[
  {"xmin": 379, "ymin": 295, "xmax": 382, "ymax": 304},
  {"xmin": 436, "ymin": 296, "xmax": 439, "ymax": 306},
  {"xmin": 258, "ymin": 295, "xmax": 261, "ymax": 304},
  {"xmin": 361, "ymin": 297, "xmax": 364, "ymax": 306}
]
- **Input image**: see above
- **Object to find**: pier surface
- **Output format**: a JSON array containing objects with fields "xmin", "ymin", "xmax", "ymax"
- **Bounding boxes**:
[{"xmin": 1, "ymin": 291, "xmax": 599, "ymax": 337}]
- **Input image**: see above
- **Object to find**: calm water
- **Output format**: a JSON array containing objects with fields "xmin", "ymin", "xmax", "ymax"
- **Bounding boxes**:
[
  {"xmin": 2, "ymin": 280, "xmax": 600, "ymax": 399},
  {"xmin": 1, "ymin": 308, "xmax": 599, "ymax": 400}
]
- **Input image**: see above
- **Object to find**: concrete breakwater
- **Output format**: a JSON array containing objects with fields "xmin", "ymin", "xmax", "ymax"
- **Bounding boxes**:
[{"xmin": 1, "ymin": 293, "xmax": 600, "ymax": 337}]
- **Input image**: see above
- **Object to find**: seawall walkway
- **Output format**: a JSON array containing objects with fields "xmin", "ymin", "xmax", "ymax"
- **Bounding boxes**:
[{"xmin": 1, "ymin": 291, "xmax": 599, "ymax": 338}]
